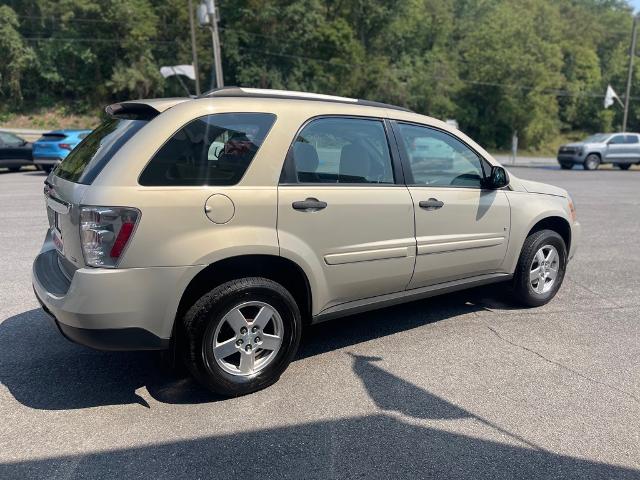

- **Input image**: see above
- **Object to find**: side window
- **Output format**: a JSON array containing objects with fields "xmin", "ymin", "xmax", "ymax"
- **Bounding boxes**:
[
  {"xmin": 625, "ymin": 135, "xmax": 639, "ymax": 144},
  {"xmin": 289, "ymin": 117, "xmax": 394, "ymax": 184},
  {"xmin": 0, "ymin": 132, "xmax": 21, "ymax": 146},
  {"xmin": 609, "ymin": 135, "xmax": 625, "ymax": 145},
  {"xmin": 139, "ymin": 113, "xmax": 276, "ymax": 186},
  {"xmin": 396, "ymin": 123, "xmax": 485, "ymax": 188}
]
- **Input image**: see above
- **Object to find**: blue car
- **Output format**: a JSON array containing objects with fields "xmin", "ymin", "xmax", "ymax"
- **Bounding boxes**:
[{"xmin": 32, "ymin": 129, "xmax": 92, "ymax": 173}]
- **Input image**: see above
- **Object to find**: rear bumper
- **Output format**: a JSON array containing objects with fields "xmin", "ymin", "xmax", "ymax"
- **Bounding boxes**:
[
  {"xmin": 33, "ymin": 157, "xmax": 63, "ymax": 166},
  {"xmin": 35, "ymin": 292, "xmax": 169, "ymax": 350},
  {"xmin": 32, "ymin": 245, "xmax": 203, "ymax": 351}
]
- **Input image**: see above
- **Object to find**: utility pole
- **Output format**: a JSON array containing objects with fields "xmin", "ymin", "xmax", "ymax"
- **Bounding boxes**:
[
  {"xmin": 623, "ymin": 15, "xmax": 638, "ymax": 132},
  {"xmin": 204, "ymin": 0, "xmax": 224, "ymax": 89},
  {"xmin": 188, "ymin": 0, "xmax": 201, "ymax": 95}
]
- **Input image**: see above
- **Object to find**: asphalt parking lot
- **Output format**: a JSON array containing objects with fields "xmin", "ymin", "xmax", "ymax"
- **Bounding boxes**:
[{"xmin": 0, "ymin": 166, "xmax": 639, "ymax": 479}]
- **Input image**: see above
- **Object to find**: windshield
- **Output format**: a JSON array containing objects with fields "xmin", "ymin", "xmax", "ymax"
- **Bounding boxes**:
[
  {"xmin": 54, "ymin": 118, "xmax": 148, "ymax": 184},
  {"xmin": 583, "ymin": 133, "xmax": 610, "ymax": 143}
]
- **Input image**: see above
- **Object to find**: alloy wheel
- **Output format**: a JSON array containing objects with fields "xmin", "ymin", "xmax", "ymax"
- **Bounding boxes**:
[
  {"xmin": 212, "ymin": 301, "xmax": 283, "ymax": 376},
  {"xmin": 529, "ymin": 245, "xmax": 560, "ymax": 294}
]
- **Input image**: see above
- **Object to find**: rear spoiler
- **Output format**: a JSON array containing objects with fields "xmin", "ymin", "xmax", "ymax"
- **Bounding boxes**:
[{"xmin": 105, "ymin": 98, "xmax": 190, "ymax": 120}]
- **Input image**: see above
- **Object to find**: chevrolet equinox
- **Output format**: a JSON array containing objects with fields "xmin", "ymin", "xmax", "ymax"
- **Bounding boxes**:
[{"xmin": 32, "ymin": 88, "xmax": 581, "ymax": 396}]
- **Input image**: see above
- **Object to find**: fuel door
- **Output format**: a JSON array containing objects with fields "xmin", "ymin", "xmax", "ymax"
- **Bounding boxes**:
[{"xmin": 204, "ymin": 193, "xmax": 235, "ymax": 224}]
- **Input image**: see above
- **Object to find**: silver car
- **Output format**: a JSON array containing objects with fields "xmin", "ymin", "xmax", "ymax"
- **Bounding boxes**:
[{"xmin": 557, "ymin": 132, "xmax": 640, "ymax": 170}]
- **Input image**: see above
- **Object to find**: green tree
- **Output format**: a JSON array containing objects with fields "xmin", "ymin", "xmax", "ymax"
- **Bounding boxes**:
[
  {"xmin": 3, "ymin": 0, "xmax": 640, "ymax": 149},
  {"xmin": 0, "ymin": 5, "xmax": 35, "ymax": 103}
]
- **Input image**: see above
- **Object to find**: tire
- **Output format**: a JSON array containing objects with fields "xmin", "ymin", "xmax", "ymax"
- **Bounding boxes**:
[
  {"xmin": 183, "ymin": 277, "xmax": 302, "ymax": 396},
  {"xmin": 8, "ymin": 167, "xmax": 21, "ymax": 172},
  {"xmin": 559, "ymin": 162, "xmax": 574, "ymax": 170},
  {"xmin": 512, "ymin": 229, "xmax": 567, "ymax": 307},
  {"xmin": 618, "ymin": 163, "xmax": 631, "ymax": 170},
  {"xmin": 583, "ymin": 154, "xmax": 600, "ymax": 170},
  {"xmin": 42, "ymin": 166, "xmax": 53, "ymax": 174}
]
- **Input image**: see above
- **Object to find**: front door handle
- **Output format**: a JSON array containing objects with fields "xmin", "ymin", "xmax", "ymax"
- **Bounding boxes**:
[
  {"xmin": 419, "ymin": 198, "xmax": 444, "ymax": 210},
  {"xmin": 292, "ymin": 197, "xmax": 327, "ymax": 212}
]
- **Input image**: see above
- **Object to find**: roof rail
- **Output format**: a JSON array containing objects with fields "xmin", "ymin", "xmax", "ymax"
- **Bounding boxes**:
[{"xmin": 199, "ymin": 87, "xmax": 413, "ymax": 112}]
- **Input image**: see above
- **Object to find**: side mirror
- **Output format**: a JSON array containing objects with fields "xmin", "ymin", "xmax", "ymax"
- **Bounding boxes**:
[{"xmin": 485, "ymin": 166, "xmax": 509, "ymax": 189}]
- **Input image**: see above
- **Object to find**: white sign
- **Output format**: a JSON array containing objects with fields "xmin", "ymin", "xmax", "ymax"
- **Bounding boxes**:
[
  {"xmin": 604, "ymin": 84, "xmax": 622, "ymax": 109},
  {"xmin": 160, "ymin": 65, "xmax": 196, "ymax": 81}
]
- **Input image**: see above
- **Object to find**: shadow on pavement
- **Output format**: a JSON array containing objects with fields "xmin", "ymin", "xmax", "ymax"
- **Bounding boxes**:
[
  {"xmin": 298, "ymin": 284, "xmax": 510, "ymax": 359},
  {"xmin": 2, "ymin": 300, "xmax": 639, "ymax": 478},
  {"xmin": 0, "ymin": 285, "xmax": 524, "ymax": 410},
  {"xmin": 0, "ymin": 284, "xmax": 502, "ymax": 410},
  {"xmin": 1, "ymin": 405, "xmax": 637, "ymax": 478},
  {"xmin": 0, "ymin": 309, "xmax": 217, "ymax": 409},
  {"xmin": 0, "ymin": 286, "xmax": 508, "ymax": 410}
]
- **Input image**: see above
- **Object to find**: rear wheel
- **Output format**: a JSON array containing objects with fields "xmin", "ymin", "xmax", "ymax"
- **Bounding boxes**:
[
  {"xmin": 512, "ymin": 229, "xmax": 567, "ymax": 307},
  {"xmin": 559, "ymin": 162, "xmax": 574, "ymax": 170},
  {"xmin": 583, "ymin": 154, "xmax": 600, "ymax": 170},
  {"xmin": 618, "ymin": 163, "xmax": 631, "ymax": 170},
  {"xmin": 183, "ymin": 277, "xmax": 302, "ymax": 396}
]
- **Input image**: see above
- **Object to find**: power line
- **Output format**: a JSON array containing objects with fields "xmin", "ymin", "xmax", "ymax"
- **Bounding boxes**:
[
  {"xmin": 235, "ymin": 46, "xmax": 640, "ymax": 99},
  {"xmin": 22, "ymin": 36, "xmax": 178, "ymax": 45},
  {"xmin": 15, "ymin": 18, "xmax": 640, "ymax": 102},
  {"xmin": 16, "ymin": 14, "xmax": 121, "ymax": 25},
  {"xmin": 17, "ymin": 36, "xmax": 634, "ymax": 100}
]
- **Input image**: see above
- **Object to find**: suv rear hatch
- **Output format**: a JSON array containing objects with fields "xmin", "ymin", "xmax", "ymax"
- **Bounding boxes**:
[
  {"xmin": 44, "ymin": 98, "xmax": 187, "ymax": 271},
  {"xmin": 33, "ymin": 133, "xmax": 67, "ymax": 156}
]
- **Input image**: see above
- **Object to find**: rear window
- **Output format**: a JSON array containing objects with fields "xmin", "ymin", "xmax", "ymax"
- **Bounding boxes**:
[
  {"xmin": 54, "ymin": 119, "xmax": 148, "ymax": 184},
  {"xmin": 139, "ymin": 113, "xmax": 276, "ymax": 186},
  {"xmin": 38, "ymin": 133, "xmax": 67, "ymax": 142}
]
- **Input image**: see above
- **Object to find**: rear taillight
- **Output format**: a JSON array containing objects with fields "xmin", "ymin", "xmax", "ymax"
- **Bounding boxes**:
[
  {"xmin": 59, "ymin": 143, "xmax": 72, "ymax": 150},
  {"xmin": 80, "ymin": 206, "xmax": 140, "ymax": 268}
]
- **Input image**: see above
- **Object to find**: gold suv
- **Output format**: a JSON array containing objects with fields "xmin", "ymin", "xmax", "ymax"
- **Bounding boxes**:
[{"xmin": 32, "ymin": 88, "xmax": 580, "ymax": 396}]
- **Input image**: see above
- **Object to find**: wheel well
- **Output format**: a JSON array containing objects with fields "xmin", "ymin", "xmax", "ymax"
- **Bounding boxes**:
[
  {"xmin": 176, "ymin": 255, "xmax": 312, "ymax": 325},
  {"xmin": 527, "ymin": 216, "xmax": 571, "ymax": 252},
  {"xmin": 586, "ymin": 152, "xmax": 601, "ymax": 160}
]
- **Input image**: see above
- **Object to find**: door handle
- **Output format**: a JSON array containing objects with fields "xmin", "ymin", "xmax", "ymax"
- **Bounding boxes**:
[
  {"xmin": 419, "ymin": 198, "xmax": 444, "ymax": 210},
  {"xmin": 292, "ymin": 197, "xmax": 327, "ymax": 211}
]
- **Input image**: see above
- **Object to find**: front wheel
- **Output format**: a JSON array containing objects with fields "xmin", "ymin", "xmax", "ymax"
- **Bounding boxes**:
[
  {"xmin": 182, "ymin": 277, "xmax": 302, "ymax": 396},
  {"xmin": 583, "ymin": 154, "xmax": 600, "ymax": 170},
  {"xmin": 512, "ymin": 229, "xmax": 567, "ymax": 307},
  {"xmin": 559, "ymin": 162, "xmax": 574, "ymax": 170}
]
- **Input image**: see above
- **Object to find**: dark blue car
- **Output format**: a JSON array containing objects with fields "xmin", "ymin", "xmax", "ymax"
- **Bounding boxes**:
[{"xmin": 33, "ymin": 129, "xmax": 92, "ymax": 173}]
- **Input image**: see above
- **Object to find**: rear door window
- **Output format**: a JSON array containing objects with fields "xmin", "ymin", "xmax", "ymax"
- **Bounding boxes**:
[
  {"xmin": 287, "ymin": 117, "xmax": 394, "ymax": 184},
  {"xmin": 55, "ymin": 119, "xmax": 147, "ymax": 184},
  {"xmin": 624, "ymin": 135, "xmax": 639, "ymax": 144},
  {"xmin": 38, "ymin": 133, "xmax": 67, "ymax": 142},
  {"xmin": 139, "ymin": 113, "xmax": 276, "ymax": 186}
]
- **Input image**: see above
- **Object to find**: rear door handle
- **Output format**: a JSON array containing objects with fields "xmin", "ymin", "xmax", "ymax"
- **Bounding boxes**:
[
  {"xmin": 292, "ymin": 197, "xmax": 327, "ymax": 211},
  {"xmin": 419, "ymin": 198, "xmax": 444, "ymax": 210}
]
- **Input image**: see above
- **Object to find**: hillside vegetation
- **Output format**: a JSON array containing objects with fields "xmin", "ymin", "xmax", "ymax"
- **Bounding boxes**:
[{"xmin": 1, "ymin": 0, "xmax": 638, "ymax": 149}]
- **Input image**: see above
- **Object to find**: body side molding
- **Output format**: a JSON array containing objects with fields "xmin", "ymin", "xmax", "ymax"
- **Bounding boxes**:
[{"xmin": 312, "ymin": 272, "xmax": 511, "ymax": 323}]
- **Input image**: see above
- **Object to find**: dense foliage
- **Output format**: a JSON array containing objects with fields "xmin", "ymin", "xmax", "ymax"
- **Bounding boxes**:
[{"xmin": 1, "ymin": 0, "xmax": 638, "ymax": 149}]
